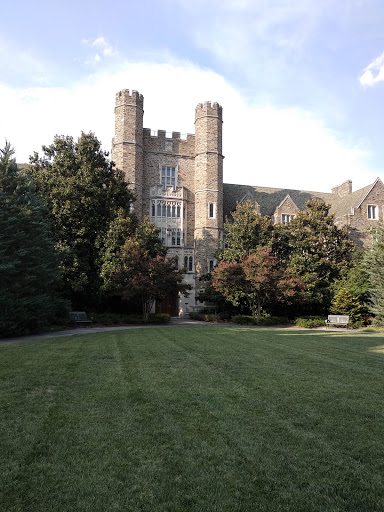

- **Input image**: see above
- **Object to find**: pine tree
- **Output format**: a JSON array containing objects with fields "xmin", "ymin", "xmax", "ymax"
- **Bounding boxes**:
[
  {"xmin": 0, "ymin": 142, "xmax": 68, "ymax": 337},
  {"xmin": 363, "ymin": 223, "xmax": 384, "ymax": 325},
  {"xmin": 330, "ymin": 288, "xmax": 365, "ymax": 327}
]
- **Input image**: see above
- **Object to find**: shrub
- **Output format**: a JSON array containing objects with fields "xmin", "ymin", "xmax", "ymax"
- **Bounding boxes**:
[
  {"xmin": 258, "ymin": 315, "xmax": 291, "ymax": 326},
  {"xmin": 91, "ymin": 312, "xmax": 170, "ymax": 325},
  {"xmin": 233, "ymin": 315, "xmax": 257, "ymax": 325},
  {"xmin": 233, "ymin": 314, "xmax": 291, "ymax": 326},
  {"xmin": 189, "ymin": 312, "xmax": 206, "ymax": 321},
  {"xmin": 294, "ymin": 316, "xmax": 325, "ymax": 328}
]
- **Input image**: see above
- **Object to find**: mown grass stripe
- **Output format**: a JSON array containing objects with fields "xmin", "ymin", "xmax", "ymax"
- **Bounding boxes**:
[{"xmin": 1, "ymin": 327, "xmax": 384, "ymax": 511}]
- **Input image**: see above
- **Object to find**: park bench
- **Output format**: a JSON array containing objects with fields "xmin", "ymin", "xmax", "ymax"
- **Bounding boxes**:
[
  {"xmin": 69, "ymin": 311, "xmax": 93, "ymax": 328},
  {"xmin": 325, "ymin": 315, "xmax": 349, "ymax": 329}
]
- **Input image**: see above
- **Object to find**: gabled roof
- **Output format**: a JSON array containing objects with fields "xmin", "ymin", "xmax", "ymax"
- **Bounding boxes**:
[
  {"xmin": 223, "ymin": 179, "xmax": 383, "ymax": 221},
  {"xmin": 276, "ymin": 194, "xmax": 299, "ymax": 210},
  {"xmin": 223, "ymin": 183, "xmax": 332, "ymax": 219},
  {"xmin": 355, "ymin": 177, "xmax": 384, "ymax": 209}
]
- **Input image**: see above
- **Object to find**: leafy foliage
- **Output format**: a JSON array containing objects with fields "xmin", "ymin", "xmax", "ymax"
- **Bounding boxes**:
[
  {"xmin": 294, "ymin": 316, "xmax": 327, "ymax": 328},
  {"xmin": 0, "ymin": 142, "xmax": 68, "ymax": 337},
  {"xmin": 329, "ymin": 288, "xmax": 365, "ymax": 327},
  {"xmin": 212, "ymin": 246, "xmax": 304, "ymax": 321},
  {"xmin": 362, "ymin": 223, "xmax": 384, "ymax": 325},
  {"xmin": 28, "ymin": 132, "xmax": 133, "ymax": 307},
  {"xmin": 219, "ymin": 201, "xmax": 273, "ymax": 262},
  {"xmin": 284, "ymin": 199, "xmax": 355, "ymax": 313},
  {"xmin": 102, "ymin": 236, "xmax": 190, "ymax": 320}
]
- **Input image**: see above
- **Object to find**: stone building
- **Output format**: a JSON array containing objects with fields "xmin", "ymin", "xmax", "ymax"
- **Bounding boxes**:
[{"xmin": 112, "ymin": 88, "xmax": 384, "ymax": 316}]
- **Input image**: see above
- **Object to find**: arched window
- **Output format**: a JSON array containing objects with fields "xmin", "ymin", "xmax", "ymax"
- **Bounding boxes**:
[
  {"xmin": 188, "ymin": 256, "xmax": 193, "ymax": 272},
  {"xmin": 184, "ymin": 256, "xmax": 188, "ymax": 269}
]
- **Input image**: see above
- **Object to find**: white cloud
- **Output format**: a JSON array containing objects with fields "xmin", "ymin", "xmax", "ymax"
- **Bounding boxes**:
[
  {"xmin": 359, "ymin": 51, "xmax": 384, "ymax": 87},
  {"xmin": 82, "ymin": 36, "xmax": 119, "ymax": 66},
  {"xmin": 0, "ymin": 59, "xmax": 375, "ymax": 192}
]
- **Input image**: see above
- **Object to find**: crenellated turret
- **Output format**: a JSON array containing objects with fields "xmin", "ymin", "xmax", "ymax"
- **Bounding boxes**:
[
  {"xmin": 112, "ymin": 89, "xmax": 144, "ymax": 217},
  {"xmin": 194, "ymin": 101, "xmax": 224, "ymax": 275}
]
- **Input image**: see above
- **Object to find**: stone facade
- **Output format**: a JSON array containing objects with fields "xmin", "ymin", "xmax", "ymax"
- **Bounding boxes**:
[
  {"xmin": 112, "ymin": 89, "xmax": 223, "ymax": 316},
  {"xmin": 112, "ymin": 89, "xmax": 384, "ymax": 315}
]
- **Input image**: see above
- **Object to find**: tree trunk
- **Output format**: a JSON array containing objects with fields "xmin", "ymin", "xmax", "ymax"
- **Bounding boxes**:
[{"xmin": 256, "ymin": 299, "xmax": 261, "ymax": 322}]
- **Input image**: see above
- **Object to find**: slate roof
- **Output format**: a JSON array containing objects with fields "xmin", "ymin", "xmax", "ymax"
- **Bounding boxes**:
[
  {"xmin": 223, "ymin": 181, "xmax": 377, "ymax": 222},
  {"xmin": 223, "ymin": 183, "xmax": 332, "ymax": 219}
]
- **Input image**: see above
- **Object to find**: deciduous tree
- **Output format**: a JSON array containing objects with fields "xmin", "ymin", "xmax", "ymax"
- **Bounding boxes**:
[
  {"xmin": 212, "ymin": 246, "xmax": 304, "ymax": 321},
  {"xmin": 102, "ymin": 237, "xmax": 189, "ymax": 320}
]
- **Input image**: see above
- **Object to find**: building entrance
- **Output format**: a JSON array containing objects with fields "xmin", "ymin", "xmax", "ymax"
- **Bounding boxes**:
[{"xmin": 155, "ymin": 292, "xmax": 179, "ymax": 317}]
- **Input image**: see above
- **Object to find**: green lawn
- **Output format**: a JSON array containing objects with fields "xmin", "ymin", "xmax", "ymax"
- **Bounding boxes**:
[{"xmin": 1, "ymin": 326, "xmax": 384, "ymax": 511}]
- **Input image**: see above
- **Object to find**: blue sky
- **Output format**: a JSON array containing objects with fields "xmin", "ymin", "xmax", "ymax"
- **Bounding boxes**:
[{"xmin": 2, "ymin": 0, "xmax": 384, "ymax": 192}]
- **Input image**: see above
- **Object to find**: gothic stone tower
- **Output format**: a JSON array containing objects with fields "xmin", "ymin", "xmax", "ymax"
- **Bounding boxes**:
[
  {"xmin": 194, "ymin": 102, "xmax": 224, "ymax": 275},
  {"xmin": 112, "ymin": 90, "xmax": 144, "ymax": 219},
  {"xmin": 112, "ymin": 89, "xmax": 223, "ymax": 315}
]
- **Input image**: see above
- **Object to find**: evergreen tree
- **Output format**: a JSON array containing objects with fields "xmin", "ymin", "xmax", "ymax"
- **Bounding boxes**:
[
  {"xmin": 0, "ymin": 142, "xmax": 68, "ymax": 337},
  {"xmin": 329, "ymin": 288, "xmax": 365, "ymax": 327},
  {"xmin": 219, "ymin": 201, "xmax": 273, "ymax": 262},
  {"xmin": 285, "ymin": 199, "xmax": 355, "ymax": 313},
  {"xmin": 362, "ymin": 223, "xmax": 384, "ymax": 325},
  {"xmin": 28, "ymin": 132, "xmax": 134, "ymax": 307}
]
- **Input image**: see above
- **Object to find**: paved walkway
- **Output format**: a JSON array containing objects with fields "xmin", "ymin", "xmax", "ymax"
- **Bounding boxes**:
[
  {"xmin": 0, "ymin": 317, "xmax": 208, "ymax": 346},
  {"xmin": 0, "ymin": 318, "xmax": 359, "ymax": 346}
]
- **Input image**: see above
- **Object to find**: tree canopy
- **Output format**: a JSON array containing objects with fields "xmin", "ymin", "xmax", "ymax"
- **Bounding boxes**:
[
  {"xmin": 0, "ymin": 142, "xmax": 68, "ymax": 337},
  {"xmin": 28, "ymin": 132, "xmax": 134, "ymax": 307},
  {"xmin": 363, "ymin": 223, "xmax": 384, "ymax": 325},
  {"xmin": 219, "ymin": 201, "xmax": 273, "ymax": 262},
  {"xmin": 283, "ymin": 199, "xmax": 355, "ymax": 312},
  {"xmin": 212, "ymin": 246, "xmax": 304, "ymax": 321},
  {"xmin": 102, "ymin": 232, "xmax": 189, "ymax": 320}
]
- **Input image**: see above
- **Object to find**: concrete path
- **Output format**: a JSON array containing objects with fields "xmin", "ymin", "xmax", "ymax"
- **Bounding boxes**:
[
  {"xmin": 0, "ymin": 317, "xmax": 207, "ymax": 346},
  {"xmin": 0, "ymin": 318, "xmax": 359, "ymax": 347}
]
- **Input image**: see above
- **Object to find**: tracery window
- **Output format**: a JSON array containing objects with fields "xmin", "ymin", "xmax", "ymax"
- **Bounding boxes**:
[{"xmin": 151, "ymin": 200, "xmax": 182, "ymax": 219}]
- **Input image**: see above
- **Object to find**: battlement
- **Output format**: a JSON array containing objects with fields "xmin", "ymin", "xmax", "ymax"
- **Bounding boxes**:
[
  {"xmin": 195, "ymin": 101, "xmax": 223, "ymax": 120},
  {"xmin": 143, "ymin": 128, "xmax": 195, "ymax": 142},
  {"xmin": 115, "ymin": 89, "xmax": 144, "ymax": 108}
]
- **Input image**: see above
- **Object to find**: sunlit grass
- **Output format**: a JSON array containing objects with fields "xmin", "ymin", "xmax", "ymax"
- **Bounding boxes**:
[{"xmin": 1, "ymin": 326, "xmax": 384, "ymax": 511}]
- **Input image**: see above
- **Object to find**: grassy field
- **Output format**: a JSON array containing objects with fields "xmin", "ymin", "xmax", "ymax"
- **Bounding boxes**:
[{"xmin": 1, "ymin": 326, "xmax": 384, "ymax": 511}]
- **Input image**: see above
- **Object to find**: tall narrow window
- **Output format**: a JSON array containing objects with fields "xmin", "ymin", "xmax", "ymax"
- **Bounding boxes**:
[
  {"xmin": 157, "ymin": 202, "xmax": 162, "ymax": 217},
  {"xmin": 171, "ymin": 229, "xmax": 176, "ymax": 246},
  {"xmin": 184, "ymin": 256, "xmax": 188, "ymax": 269},
  {"xmin": 368, "ymin": 205, "xmax": 378, "ymax": 220},
  {"xmin": 176, "ymin": 230, "xmax": 181, "ymax": 246},
  {"xmin": 188, "ymin": 256, "xmax": 193, "ymax": 272},
  {"xmin": 208, "ymin": 259, "xmax": 215, "ymax": 272},
  {"xmin": 281, "ymin": 214, "xmax": 294, "ymax": 224},
  {"xmin": 151, "ymin": 201, "xmax": 155, "ymax": 217},
  {"xmin": 208, "ymin": 203, "xmax": 215, "ymax": 218}
]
